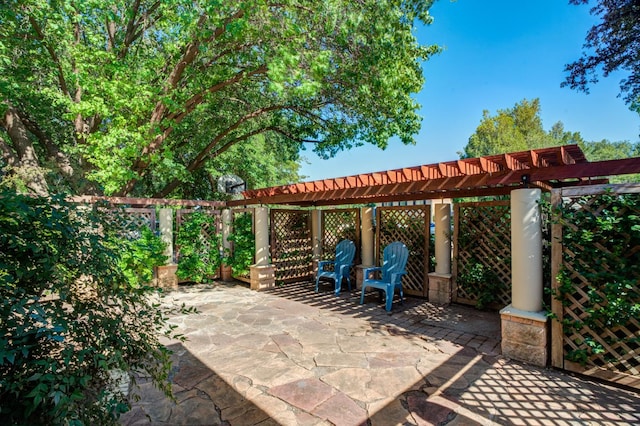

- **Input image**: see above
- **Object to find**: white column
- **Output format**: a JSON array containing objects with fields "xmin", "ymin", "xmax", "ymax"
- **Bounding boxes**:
[
  {"xmin": 311, "ymin": 209, "xmax": 322, "ymax": 260},
  {"xmin": 254, "ymin": 206, "xmax": 270, "ymax": 266},
  {"xmin": 361, "ymin": 206, "xmax": 374, "ymax": 266},
  {"xmin": 434, "ymin": 202, "xmax": 452, "ymax": 274},
  {"xmin": 511, "ymin": 188, "xmax": 543, "ymax": 312},
  {"xmin": 222, "ymin": 209, "xmax": 232, "ymax": 253},
  {"xmin": 158, "ymin": 208, "xmax": 174, "ymax": 264}
]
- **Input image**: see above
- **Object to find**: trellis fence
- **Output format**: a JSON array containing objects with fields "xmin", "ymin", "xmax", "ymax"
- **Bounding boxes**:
[
  {"xmin": 103, "ymin": 207, "xmax": 157, "ymax": 239},
  {"xmin": 270, "ymin": 209, "xmax": 312, "ymax": 283},
  {"xmin": 175, "ymin": 208, "xmax": 222, "ymax": 277},
  {"xmin": 453, "ymin": 201, "xmax": 511, "ymax": 309},
  {"xmin": 551, "ymin": 184, "xmax": 640, "ymax": 389},
  {"xmin": 321, "ymin": 209, "xmax": 361, "ymax": 282},
  {"xmin": 376, "ymin": 205, "xmax": 430, "ymax": 297}
]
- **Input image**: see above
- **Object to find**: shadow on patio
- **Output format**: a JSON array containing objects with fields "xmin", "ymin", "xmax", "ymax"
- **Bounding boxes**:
[{"xmin": 121, "ymin": 281, "xmax": 640, "ymax": 425}]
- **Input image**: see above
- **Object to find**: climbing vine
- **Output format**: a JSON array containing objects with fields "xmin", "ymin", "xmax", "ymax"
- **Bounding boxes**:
[
  {"xmin": 176, "ymin": 211, "xmax": 222, "ymax": 283},
  {"xmin": 551, "ymin": 191, "xmax": 640, "ymax": 366},
  {"xmin": 225, "ymin": 212, "xmax": 255, "ymax": 277}
]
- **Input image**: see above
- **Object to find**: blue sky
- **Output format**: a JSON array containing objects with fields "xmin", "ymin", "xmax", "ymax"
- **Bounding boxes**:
[{"xmin": 298, "ymin": 0, "xmax": 640, "ymax": 182}]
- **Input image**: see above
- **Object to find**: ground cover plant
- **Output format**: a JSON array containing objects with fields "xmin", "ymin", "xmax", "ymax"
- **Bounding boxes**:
[{"xmin": 0, "ymin": 189, "xmax": 194, "ymax": 424}]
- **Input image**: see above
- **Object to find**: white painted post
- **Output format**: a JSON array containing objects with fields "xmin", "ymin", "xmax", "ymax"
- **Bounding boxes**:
[
  {"xmin": 254, "ymin": 206, "xmax": 270, "ymax": 266},
  {"xmin": 158, "ymin": 208, "xmax": 174, "ymax": 264},
  {"xmin": 428, "ymin": 201, "xmax": 453, "ymax": 304},
  {"xmin": 434, "ymin": 202, "xmax": 452, "ymax": 275},
  {"xmin": 360, "ymin": 206, "xmax": 374, "ymax": 266},
  {"xmin": 221, "ymin": 209, "xmax": 233, "ymax": 281},
  {"xmin": 250, "ymin": 206, "xmax": 275, "ymax": 290},
  {"xmin": 356, "ymin": 206, "xmax": 375, "ymax": 289},
  {"xmin": 510, "ymin": 188, "xmax": 543, "ymax": 312},
  {"xmin": 157, "ymin": 208, "xmax": 178, "ymax": 288},
  {"xmin": 311, "ymin": 209, "xmax": 322, "ymax": 274}
]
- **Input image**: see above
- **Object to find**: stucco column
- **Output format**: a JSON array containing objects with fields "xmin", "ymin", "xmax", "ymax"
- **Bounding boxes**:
[
  {"xmin": 429, "ymin": 201, "xmax": 453, "ymax": 304},
  {"xmin": 311, "ymin": 209, "xmax": 322, "ymax": 274},
  {"xmin": 360, "ymin": 206, "xmax": 374, "ymax": 265},
  {"xmin": 500, "ymin": 187, "xmax": 548, "ymax": 367},
  {"xmin": 356, "ymin": 206, "xmax": 375, "ymax": 289},
  {"xmin": 254, "ymin": 206, "xmax": 270, "ymax": 266},
  {"xmin": 156, "ymin": 208, "xmax": 178, "ymax": 288},
  {"xmin": 250, "ymin": 206, "xmax": 275, "ymax": 290},
  {"xmin": 434, "ymin": 202, "xmax": 452, "ymax": 274},
  {"xmin": 221, "ymin": 209, "xmax": 233, "ymax": 281},
  {"xmin": 158, "ymin": 208, "xmax": 174, "ymax": 264},
  {"xmin": 511, "ymin": 188, "xmax": 543, "ymax": 312}
]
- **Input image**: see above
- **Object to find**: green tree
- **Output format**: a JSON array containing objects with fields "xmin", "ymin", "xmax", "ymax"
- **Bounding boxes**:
[
  {"xmin": 579, "ymin": 139, "xmax": 640, "ymax": 182},
  {"xmin": 0, "ymin": 0, "xmax": 439, "ymax": 197},
  {"xmin": 175, "ymin": 133, "xmax": 301, "ymax": 200},
  {"xmin": 0, "ymin": 189, "xmax": 194, "ymax": 424},
  {"xmin": 460, "ymin": 98, "xmax": 583, "ymax": 158},
  {"xmin": 562, "ymin": 0, "xmax": 640, "ymax": 113},
  {"xmin": 461, "ymin": 98, "xmax": 640, "ymax": 182}
]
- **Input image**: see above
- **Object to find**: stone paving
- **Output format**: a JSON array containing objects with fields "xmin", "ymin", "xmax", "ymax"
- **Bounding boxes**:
[{"xmin": 120, "ymin": 281, "xmax": 640, "ymax": 426}]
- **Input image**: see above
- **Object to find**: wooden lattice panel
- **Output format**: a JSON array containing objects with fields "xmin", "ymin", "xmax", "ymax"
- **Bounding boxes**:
[
  {"xmin": 176, "ymin": 209, "xmax": 222, "ymax": 237},
  {"xmin": 322, "ymin": 208, "xmax": 360, "ymax": 258},
  {"xmin": 551, "ymin": 187, "xmax": 640, "ymax": 388},
  {"xmin": 376, "ymin": 206, "xmax": 429, "ymax": 297},
  {"xmin": 271, "ymin": 209, "xmax": 312, "ymax": 283},
  {"xmin": 104, "ymin": 207, "xmax": 156, "ymax": 239},
  {"xmin": 453, "ymin": 201, "xmax": 511, "ymax": 308}
]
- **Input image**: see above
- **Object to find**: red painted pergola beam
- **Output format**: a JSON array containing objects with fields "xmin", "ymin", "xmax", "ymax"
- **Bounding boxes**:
[{"xmin": 227, "ymin": 146, "xmax": 639, "ymax": 207}]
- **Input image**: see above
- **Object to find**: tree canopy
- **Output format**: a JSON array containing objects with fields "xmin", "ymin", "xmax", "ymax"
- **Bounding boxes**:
[
  {"xmin": 0, "ymin": 0, "xmax": 439, "ymax": 197},
  {"xmin": 562, "ymin": 0, "xmax": 640, "ymax": 113},
  {"xmin": 460, "ymin": 98, "xmax": 584, "ymax": 159},
  {"xmin": 460, "ymin": 97, "xmax": 639, "ymax": 183}
]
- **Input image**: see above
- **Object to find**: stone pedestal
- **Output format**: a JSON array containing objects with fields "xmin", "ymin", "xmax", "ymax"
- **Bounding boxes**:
[
  {"xmin": 221, "ymin": 264, "xmax": 233, "ymax": 282},
  {"xmin": 250, "ymin": 264, "xmax": 276, "ymax": 291},
  {"xmin": 156, "ymin": 265, "xmax": 178, "ymax": 289},
  {"xmin": 500, "ymin": 305, "xmax": 548, "ymax": 366},
  {"xmin": 428, "ymin": 273, "xmax": 452, "ymax": 304}
]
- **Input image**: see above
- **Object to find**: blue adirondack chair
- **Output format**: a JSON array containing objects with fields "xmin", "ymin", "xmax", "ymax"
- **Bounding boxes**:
[
  {"xmin": 315, "ymin": 239, "xmax": 356, "ymax": 295},
  {"xmin": 360, "ymin": 241, "xmax": 409, "ymax": 311}
]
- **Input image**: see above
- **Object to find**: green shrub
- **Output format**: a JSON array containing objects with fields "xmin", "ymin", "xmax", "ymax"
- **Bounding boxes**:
[
  {"xmin": 225, "ymin": 212, "xmax": 255, "ymax": 277},
  {"xmin": 0, "ymin": 190, "xmax": 194, "ymax": 425},
  {"xmin": 176, "ymin": 210, "xmax": 221, "ymax": 282},
  {"xmin": 117, "ymin": 227, "xmax": 168, "ymax": 287}
]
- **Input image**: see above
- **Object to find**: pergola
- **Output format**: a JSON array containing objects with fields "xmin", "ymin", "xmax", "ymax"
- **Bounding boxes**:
[
  {"xmin": 227, "ymin": 144, "xmax": 640, "ymax": 368},
  {"xmin": 228, "ymin": 145, "xmax": 640, "ymax": 207}
]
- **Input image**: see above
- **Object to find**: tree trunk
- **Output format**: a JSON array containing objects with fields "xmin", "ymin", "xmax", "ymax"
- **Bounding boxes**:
[{"xmin": 1, "ymin": 104, "xmax": 49, "ymax": 196}]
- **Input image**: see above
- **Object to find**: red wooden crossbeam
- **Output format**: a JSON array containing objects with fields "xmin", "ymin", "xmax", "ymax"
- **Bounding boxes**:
[{"xmin": 232, "ymin": 145, "xmax": 639, "ymax": 207}]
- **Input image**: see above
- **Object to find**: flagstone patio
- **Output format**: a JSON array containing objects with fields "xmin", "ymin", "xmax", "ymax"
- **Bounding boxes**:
[{"xmin": 120, "ymin": 281, "xmax": 640, "ymax": 425}]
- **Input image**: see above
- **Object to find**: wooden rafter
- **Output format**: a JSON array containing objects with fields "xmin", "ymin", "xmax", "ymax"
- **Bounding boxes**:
[{"xmin": 228, "ymin": 145, "xmax": 640, "ymax": 207}]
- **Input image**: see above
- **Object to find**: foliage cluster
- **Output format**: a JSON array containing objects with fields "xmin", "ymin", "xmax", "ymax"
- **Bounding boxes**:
[
  {"xmin": 176, "ymin": 210, "xmax": 222, "ymax": 283},
  {"xmin": 563, "ymin": 0, "xmax": 640, "ymax": 112},
  {"xmin": 456, "ymin": 260, "xmax": 504, "ymax": 310},
  {"xmin": 550, "ymin": 191, "xmax": 640, "ymax": 366},
  {"xmin": 461, "ymin": 98, "xmax": 640, "ymax": 183},
  {"xmin": 225, "ymin": 212, "xmax": 255, "ymax": 277},
  {"xmin": 0, "ymin": 0, "xmax": 438, "ymax": 198},
  {"xmin": 0, "ymin": 189, "xmax": 194, "ymax": 425},
  {"xmin": 117, "ymin": 227, "xmax": 168, "ymax": 288}
]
